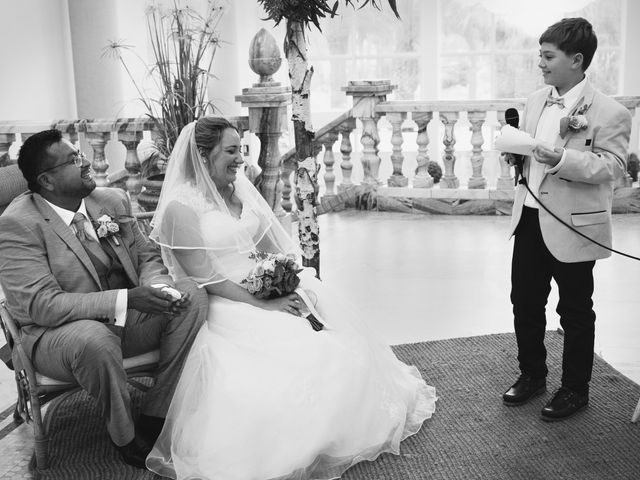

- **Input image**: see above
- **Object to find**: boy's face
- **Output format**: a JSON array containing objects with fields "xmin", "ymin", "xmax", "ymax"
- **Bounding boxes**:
[{"xmin": 538, "ymin": 42, "xmax": 583, "ymax": 92}]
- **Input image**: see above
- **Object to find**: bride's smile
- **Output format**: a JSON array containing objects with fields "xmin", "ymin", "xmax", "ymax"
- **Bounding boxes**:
[{"xmin": 205, "ymin": 128, "xmax": 244, "ymax": 188}]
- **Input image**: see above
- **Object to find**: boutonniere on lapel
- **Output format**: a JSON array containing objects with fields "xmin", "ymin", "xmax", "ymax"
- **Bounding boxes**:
[
  {"xmin": 559, "ymin": 101, "xmax": 591, "ymax": 139},
  {"xmin": 92, "ymin": 214, "xmax": 134, "ymax": 246}
]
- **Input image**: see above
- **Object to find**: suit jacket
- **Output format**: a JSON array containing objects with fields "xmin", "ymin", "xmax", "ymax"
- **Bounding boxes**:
[
  {"xmin": 509, "ymin": 80, "xmax": 631, "ymax": 262},
  {"xmin": 0, "ymin": 187, "xmax": 174, "ymax": 359}
]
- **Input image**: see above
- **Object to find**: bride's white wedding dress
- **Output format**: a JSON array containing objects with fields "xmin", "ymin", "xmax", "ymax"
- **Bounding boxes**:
[{"xmin": 147, "ymin": 188, "xmax": 437, "ymax": 480}]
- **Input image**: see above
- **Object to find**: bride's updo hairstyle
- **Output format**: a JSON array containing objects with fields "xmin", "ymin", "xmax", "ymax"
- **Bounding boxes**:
[{"xmin": 194, "ymin": 116, "xmax": 238, "ymax": 158}]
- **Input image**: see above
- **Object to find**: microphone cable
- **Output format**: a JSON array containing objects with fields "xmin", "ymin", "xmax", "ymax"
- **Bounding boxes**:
[{"xmin": 516, "ymin": 171, "xmax": 640, "ymax": 262}]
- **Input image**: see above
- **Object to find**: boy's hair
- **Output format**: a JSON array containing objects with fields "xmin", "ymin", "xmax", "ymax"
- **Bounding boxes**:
[{"xmin": 539, "ymin": 17, "xmax": 598, "ymax": 71}]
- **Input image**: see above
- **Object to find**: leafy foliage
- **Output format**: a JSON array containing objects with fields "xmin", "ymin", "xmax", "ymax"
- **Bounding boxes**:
[
  {"xmin": 257, "ymin": 0, "xmax": 399, "ymax": 31},
  {"xmin": 103, "ymin": 0, "xmax": 226, "ymax": 157}
]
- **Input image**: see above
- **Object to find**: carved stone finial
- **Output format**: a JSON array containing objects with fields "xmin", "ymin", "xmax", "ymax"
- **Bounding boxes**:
[{"xmin": 248, "ymin": 28, "xmax": 282, "ymax": 85}]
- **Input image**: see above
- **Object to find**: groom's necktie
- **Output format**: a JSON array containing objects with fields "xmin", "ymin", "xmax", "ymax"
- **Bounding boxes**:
[
  {"xmin": 71, "ymin": 213, "xmax": 132, "ymax": 291},
  {"xmin": 71, "ymin": 212, "xmax": 112, "ymax": 271},
  {"xmin": 545, "ymin": 95, "xmax": 565, "ymax": 109}
]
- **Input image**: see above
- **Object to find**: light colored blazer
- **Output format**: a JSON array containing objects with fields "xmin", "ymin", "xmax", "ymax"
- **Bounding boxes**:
[
  {"xmin": 509, "ymin": 80, "xmax": 631, "ymax": 263},
  {"xmin": 0, "ymin": 187, "xmax": 174, "ymax": 358}
]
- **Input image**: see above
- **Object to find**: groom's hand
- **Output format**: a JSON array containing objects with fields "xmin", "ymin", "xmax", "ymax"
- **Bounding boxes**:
[{"xmin": 128, "ymin": 286, "xmax": 183, "ymax": 314}]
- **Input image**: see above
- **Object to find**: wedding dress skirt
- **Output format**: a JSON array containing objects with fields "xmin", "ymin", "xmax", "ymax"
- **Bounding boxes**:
[{"xmin": 147, "ymin": 209, "xmax": 437, "ymax": 480}]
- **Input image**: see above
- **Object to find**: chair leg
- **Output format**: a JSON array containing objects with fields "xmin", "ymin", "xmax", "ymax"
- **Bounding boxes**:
[
  {"xmin": 29, "ymin": 387, "xmax": 48, "ymax": 470},
  {"xmin": 13, "ymin": 403, "xmax": 23, "ymax": 424},
  {"xmin": 632, "ymin": 398, "xmax": 640, "ymax": 423}
]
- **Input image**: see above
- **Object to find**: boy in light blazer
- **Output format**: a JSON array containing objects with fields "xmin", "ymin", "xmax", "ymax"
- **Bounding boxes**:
[{"xmin": 502, "ymin": 17, "xmax": 631, "ymax": 421}]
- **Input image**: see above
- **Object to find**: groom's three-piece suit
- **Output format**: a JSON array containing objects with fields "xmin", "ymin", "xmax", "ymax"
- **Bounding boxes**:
[
  {"xmin": 509, "ymin": 78, "xmax": 631, "ymax": 395},
  {"xmin": 0, "ymin": 187, "xmax": 207, "ymax": 445}
]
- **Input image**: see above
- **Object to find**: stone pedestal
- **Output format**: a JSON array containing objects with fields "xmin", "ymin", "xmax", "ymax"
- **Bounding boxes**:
[{"xmin": 236, "ymin": 28, "xmax": 291, "ymax": 218}]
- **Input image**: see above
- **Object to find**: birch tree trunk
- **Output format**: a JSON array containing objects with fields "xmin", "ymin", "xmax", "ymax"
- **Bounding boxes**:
[{"xmin": 285, "ymin": 20, "xmax": 321, "ymax": 277}]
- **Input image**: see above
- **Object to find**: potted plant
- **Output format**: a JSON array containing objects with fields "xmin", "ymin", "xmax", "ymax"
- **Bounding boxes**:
[{"xmin": 103, "ymin": 0, "xmax": 226, "ymax": 209}]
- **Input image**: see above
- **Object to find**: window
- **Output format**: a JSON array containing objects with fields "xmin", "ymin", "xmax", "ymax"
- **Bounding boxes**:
[
  {"xmin": 305, "ymin": 0, "xmax": 624, "ymax": 113},
  {"xmin": 439, "ymin": 0, "xmax": 625, "ymax": 99}
]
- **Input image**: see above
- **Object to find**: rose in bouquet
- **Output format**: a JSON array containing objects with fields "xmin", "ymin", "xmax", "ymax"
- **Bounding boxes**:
[{"xmin": 241, "ymin": 251, "xmax": 302, "ymax": 299}]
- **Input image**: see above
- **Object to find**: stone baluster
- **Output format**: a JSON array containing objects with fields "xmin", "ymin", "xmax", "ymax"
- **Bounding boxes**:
[
  {"xmin": 439, "ymin": 111, "xmax": 459, "ymax": 188},
  {"xmin": 55, "ymin": 121, "xmax": 79, "ymax": 145},
  {"xmin": 386, "ymin": 112, "xmax": 408, "ymax": 187},
  {"xmin": 360, "ymin": 116, "xmax": 381, "ymax": 185},
  {"xmin": 467, "ymin": 111, "xmax": 487, "ymax": 189},
  {"xmin": 236, "ymin": 28, "xmax": 291, "ymax": 218},
  {"xmin": 344, "ymin": 80, "xmax": 396, "ymax": 186},
  {"xmin": 320, "ymin": 131, "xmax": 339, "ymax": 198},
  {"xmin": 337, "ymin": 117, "xmax": 356, "ymax": 193},
  {"xmin": 118, "ymin": 131, "xmax": 143, "ymax": 211},
  {"xmin": 412, "ymin": 111, "xmax": 434, "ymax": 188},
  {"xmin": 496, "ymin": 111, "xmax": 515, "ymax": 190},
  {"xmin": 0, "ymin": 132, "xmax": 16, "ymax": 166},
  {"xmin": 85, "ymin": 131, "xmax": 111, "ymax": 187}
]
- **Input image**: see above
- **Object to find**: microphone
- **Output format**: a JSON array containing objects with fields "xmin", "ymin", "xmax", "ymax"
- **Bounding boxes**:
[{"xmin": 504, "ymin": 108, "xmax": 524, "ymax": 184}]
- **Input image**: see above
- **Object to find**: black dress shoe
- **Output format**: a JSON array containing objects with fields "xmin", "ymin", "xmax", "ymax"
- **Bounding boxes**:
[
  {"xmin": 541, "ymin": 386, "xmax": 588, "ymax": 421},
  {"xmin": 115, "ymin": 436, "xmax": 152, "ymax": 469},
  {"xmin": 502, "ymin": 375, "xmax": 546, "ymax": 405},
  {"xmin": 136, "ymin": 414, "xmax": 165, "ymax": 446}
]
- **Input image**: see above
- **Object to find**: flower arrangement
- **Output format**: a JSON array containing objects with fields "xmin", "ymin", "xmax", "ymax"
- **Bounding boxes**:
[
  {"xmin": 559, "ymin": 102, "xmax": 591, "ymax": 139},
  {"xmin": 241, "ymin": 251, "xmax": 302, "ymax": 299},
  {"xmin": 103, "ymin": 0, "xmax": 226, "ymax": 158}
]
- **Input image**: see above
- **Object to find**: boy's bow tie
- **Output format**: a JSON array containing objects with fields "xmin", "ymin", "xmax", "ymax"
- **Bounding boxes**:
[{"xmin": 545, "ymin": 95, "xmax": 565, "ymax": 109}]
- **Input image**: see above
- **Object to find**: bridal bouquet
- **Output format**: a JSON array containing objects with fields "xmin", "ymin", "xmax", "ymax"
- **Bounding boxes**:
[
  {"xmin": 241, "ymin": 251, "xmax": 302, "ymax": 299},
  {"xmin": 241, "ymin": 252, "xmax": 324, "ymax": 331}
]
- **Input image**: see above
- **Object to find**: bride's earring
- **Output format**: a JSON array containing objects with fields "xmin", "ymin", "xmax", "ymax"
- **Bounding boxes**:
[{"xmin": 199, "ymin": 149, "xmax": 208, "ymax": 165}]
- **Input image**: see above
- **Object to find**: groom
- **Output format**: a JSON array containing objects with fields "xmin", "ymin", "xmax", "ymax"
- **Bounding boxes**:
[
  {"xmin": 0, "ymin": 130, "xmax": 208, "ymax": 468},
  {"xmin": 503, "ymin": 18, "xmax": 631, "ymax": 420}
]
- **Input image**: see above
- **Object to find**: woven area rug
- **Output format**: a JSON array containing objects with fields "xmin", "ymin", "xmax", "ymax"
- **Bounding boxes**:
[{"xmin": 34, "ymin": 331, "xmax": 640, "ymax": 480}]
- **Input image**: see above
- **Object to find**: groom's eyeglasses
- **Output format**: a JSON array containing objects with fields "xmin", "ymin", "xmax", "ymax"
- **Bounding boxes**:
[{"xmin": 37, "ymin": 151, "xmax": 87, "ymax": 176}]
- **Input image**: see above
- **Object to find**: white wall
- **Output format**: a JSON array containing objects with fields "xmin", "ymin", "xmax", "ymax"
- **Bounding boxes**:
[
  {"xmin": 622, "ymin": 0, "xmax": 640, "ymax": 96},
  {"xmin": 0, "ymin": 0, "xmax": 76, "ymax": 120}
]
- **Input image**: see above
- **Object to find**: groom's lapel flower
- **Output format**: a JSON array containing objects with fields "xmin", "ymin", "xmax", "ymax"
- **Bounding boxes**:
[
  {"xmin": 559, "ymin": 100, "xmax": 591, "ymax": 139},
  {"xmin": 92, "ymin": 213, "xmax": 133, "ymax": 245}
]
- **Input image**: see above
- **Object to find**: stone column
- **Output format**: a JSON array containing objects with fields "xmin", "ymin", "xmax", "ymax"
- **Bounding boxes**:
[
  {"xmin": 343, "ymin": 80, "xmax": 396, "ymax": 186},
  {"xmin": 320, "ymin": 132, "xmax": 339, "ymax": 198},
  {"xmin": 467, "ymin": 110, "xmax": 487, "ymax": 189},
  {"xmin": 79, "ymin": 120, "xmax": 112, "ymax": 188},
  {"xmin": 337, "ymin": 117, "xmax": 356, "ymax": 192},
  {"xmin": 496, "ymin": 110, "xmax": 515, "ymax": 190},
  {"xmin": 412, "ymin": 111, "xmax": 435, "ymax": 188},
  {"xmin": 236, "ymin": 28, "xmax": 291, "ymax": 218},
  {"xmin": 386, "ymin": 112, "xmax": 408, "ymax": 187},
  {"xmin": 115, "ymin": 122, "xmax": 144, "ymax": 211},
  {"xmin": 439, "ymin": 111, "xmax": 459, "ymax": 189}
]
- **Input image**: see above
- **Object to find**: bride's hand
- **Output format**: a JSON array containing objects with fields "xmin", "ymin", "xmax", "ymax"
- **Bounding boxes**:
[{"xmin": 261, "ymin": 293, "xmax": 302, "ymax": 316}]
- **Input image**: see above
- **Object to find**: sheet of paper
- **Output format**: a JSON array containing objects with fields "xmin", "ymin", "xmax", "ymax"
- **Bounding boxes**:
[{"xmin": 494, "ymin": 125, "xmax": 552, "ymax": 156}]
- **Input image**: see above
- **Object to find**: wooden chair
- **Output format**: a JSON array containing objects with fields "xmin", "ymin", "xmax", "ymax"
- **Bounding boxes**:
[{"xmin": 0, "ymin": 298, "xmax": 160, "ymax": 470}]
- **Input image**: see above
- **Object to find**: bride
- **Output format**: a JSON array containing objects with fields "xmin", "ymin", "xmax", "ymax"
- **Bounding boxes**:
[{"xmin": 146, "ymin": 117, "xmax": 437, "ymax": 480}]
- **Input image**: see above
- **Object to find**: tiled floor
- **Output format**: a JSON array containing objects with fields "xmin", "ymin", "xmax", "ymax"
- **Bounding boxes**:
[{"xmin": 1, "ymin": 210, "xmax": 639, "ymax": 478}]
